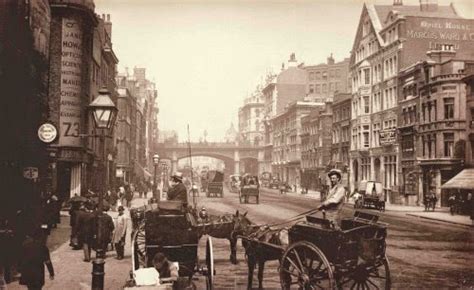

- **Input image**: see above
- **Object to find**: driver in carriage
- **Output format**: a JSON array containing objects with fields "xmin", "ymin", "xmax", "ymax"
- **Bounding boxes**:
[
  {"xmin": 167, "ymin": 172, "xmax": 188, "ymax": 206},
  {"xmin": 318, "ymin": 169, "xmax": 346, "ymax": 228}
]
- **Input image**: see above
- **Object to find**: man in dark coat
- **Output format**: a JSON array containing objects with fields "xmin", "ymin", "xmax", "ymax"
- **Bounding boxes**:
[
  {"xmin": 19, "ymin": 229, "xmax": 54, "ymax": 290},
  {"xmin": 75, "ymin": 202, "xmax": 95, "ymax": 262},
  {"xmin": 167, "ymin": 172, "xmax": 188, "ymax": 205},
  {"xmin": 92, "ymin": 206, "xmax": 115, "ymax": 254}
]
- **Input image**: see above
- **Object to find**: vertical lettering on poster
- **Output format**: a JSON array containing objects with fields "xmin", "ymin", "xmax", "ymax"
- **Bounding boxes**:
[{"xmin": 59, "ymin": 17, "xmax": 83, "ymax": 146}]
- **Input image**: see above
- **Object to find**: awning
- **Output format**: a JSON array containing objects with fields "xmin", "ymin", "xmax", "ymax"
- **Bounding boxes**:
[{"xmin": 441, "ymin": 169, "xmax": 474, "ymax": 190}]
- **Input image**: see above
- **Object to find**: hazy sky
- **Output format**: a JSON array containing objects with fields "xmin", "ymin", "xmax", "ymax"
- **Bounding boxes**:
[{"xmin": 95, "ymin": 0, "xmax": 473, "ymax": 142}]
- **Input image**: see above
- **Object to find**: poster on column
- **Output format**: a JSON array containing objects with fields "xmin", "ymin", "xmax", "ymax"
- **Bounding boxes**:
[{"xmin": 59, "ymin": 17, "xmax": 83, "ymax": 147}]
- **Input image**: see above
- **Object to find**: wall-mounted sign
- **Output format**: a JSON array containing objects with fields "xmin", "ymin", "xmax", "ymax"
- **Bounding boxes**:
[
  {"xmin": 379, "ymin": 128, "xmax": 397, "ymax": 145},
  {"xmin": 38, "ymin": 123, "xmax": 58, "ymax": 143},
  {"xmin": 59, "ymin": 16, "xmax": 83, "ymax": 147},
  {"xmin": 23, "ymin": 167, "xmax": 39, "ymax": 180}
]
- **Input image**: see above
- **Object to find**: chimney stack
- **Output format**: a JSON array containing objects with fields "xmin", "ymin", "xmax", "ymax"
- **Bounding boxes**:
[
  {"xmin": 104, "ymin": 14, "xmax": 112, "ymax": 39},
  {"xmin": 393, "ymin": 0, "xmax": 403, "ymax": 6},
  {"xmin": 288, "ymin": 53, "xmax": 297, "ymax": 68},
  {"xmin": 327, "ymin": 53, "xmax": 335, "ymax": 65},
  {"xmin": 420, "ymin": 0, "xmax": 438, "ymax": 12}
]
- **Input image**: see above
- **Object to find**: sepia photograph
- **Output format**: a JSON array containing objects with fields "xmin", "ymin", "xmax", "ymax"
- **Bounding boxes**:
[{"xmin": 0, "ymin": 0, "xmax": 473, "ymax": 289}]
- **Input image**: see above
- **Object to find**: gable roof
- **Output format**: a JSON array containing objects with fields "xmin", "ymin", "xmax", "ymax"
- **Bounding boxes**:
[{"xmin": 374, "ymin": 4, "xmax": 461, "ymax": 29}]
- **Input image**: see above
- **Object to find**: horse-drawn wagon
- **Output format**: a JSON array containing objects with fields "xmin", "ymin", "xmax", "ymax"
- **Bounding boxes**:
[
  {"xmin": 240, "ymin": 211, "xmax": 390, "ymax": 289},
  {"xmin": 354, "ymin": 180, "xmax": 385, "ymax": 211},
  {"xmin": 206, "ymin": 170, "xmax": 224, "ymax": 198},
  {"xmin": 239, "ymin": 175, "xmax": 260, "ymax": 204},
  {"xmin": 128, "ymin": 201, "xmax": 215, "ymax": 290}
]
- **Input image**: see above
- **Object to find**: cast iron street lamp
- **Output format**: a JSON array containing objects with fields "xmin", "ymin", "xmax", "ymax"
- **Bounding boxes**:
[
  {"xmin": 88, "ymin": 88, "xmax": 118, "ymax": 290},
  {"xmin": 153, "ymin": 154, "xmax": 160, "ymax": 200}
]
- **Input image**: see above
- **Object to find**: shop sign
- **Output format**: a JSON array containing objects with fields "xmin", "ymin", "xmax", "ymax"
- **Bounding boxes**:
[
  {"xmin": 116, "ymin": 168, "xmax": 124, "ymax": 178},
  {"xmin": 38, "ymin": 123, "xmax": 58, "ymax": 143},
  {"xmin": 23, "ymin": 167, "xmax": 39, "ymax": 179},
  {"xmin": 59, "ymin": 16, "xmax": 83, "ymax": 147},
  {"xmin": 379, "ymin": 128, "xmax": 396, "ymax": 145}
]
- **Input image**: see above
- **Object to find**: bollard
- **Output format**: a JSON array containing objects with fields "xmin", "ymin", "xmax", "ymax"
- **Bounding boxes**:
[{"xmin": 91, "ymin": 258, "xmax": 105, "ymax": 290}]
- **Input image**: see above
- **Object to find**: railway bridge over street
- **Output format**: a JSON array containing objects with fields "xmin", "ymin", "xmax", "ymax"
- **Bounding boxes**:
[{"xmin": 156, "ymin": 142, "xmax": 265, "ymax": 176}]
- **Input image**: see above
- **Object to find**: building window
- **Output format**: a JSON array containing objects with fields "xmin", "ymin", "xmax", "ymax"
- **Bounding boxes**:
[
  {"xmin": 444, "ymin": 133, "xmax": 454, "ymax": 157},
  {"xmin": 364, "ymin": 96, "xmax": 370, "ymax": 114},
  {"xmin": 309, "ymin": 72, "xmax": 315, "ymax": 81},
  {"xmin": 444, "ymin": 98, "xmax": 454, "ymax": 120},
  {"xmin": 322, "ymin": 84, "xmax": 327, "ymax": 93},
  {"xmin": 361, "ymin": 131, "xmax": 368, "ymax": 148},
  {"xmin": 316, "ymin": 84, "xmax": 321, "ymax": 93},
  {"xmin": 364, "ymin": 68, "xmax": 370, "ymax": 85},
  {"xmin": 309, "ymin": 84, "xmax": 314, "ymax": 94}
]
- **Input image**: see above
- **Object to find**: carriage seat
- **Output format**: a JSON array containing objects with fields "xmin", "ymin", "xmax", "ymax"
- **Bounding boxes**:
[{"xmin": 157, "ymin": 201, "xmax": 184, "ymax": 215}]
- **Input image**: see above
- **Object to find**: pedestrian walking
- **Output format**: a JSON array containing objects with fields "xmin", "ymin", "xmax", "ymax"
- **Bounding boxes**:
[
  {"xmin": 113, "ymin": 206, "xmax": 127, "ymax": 260},
  {"xmin": 109, "ymin": 190, "xmax": 118, "ymax": 212},
  {"xmin": 76, "ymin": 202, "xmax": 95, "ymax": 262},
  {"xmin": 19, "ymin": 229, "xmax": 54, "ymax": 290},
  {"xmin": 93, "ymin": 205, "xmax": 114, "ymax": 255}
]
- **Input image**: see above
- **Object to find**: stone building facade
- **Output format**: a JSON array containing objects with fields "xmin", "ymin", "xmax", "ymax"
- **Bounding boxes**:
[
  {"xmin": 238, "ymin": 93, "xmax": 265, "ymax": 145},
  {"xmin": 349, "ymin": 1, "xmax": 474, "ymax": 204},
  {"xmin": 331, "ymin": 92, "xmax": 352, "ymax": 185},
  {"xmin": 0, "ymin": 0, "xmax": 52, "ymax": 220},
  {"xmin": 301, "ymin": 104, "xmax": 333, "ymax": 192},
  {"xmin": 271, "ymin": 101, "xmax": 322, "ymax": 187},
  {"xmin": 303, "ymin": 55, "xmax": 350, "ymax": 102}
]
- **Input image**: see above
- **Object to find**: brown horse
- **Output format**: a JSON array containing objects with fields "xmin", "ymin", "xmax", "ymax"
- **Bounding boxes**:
[
  {"xmin": 240, "ymin": 220, "xmax": 289, "ymax": 290},
  {"xmin": 196, "ymin": 210, "xmax": 253, "ymax": 264}
]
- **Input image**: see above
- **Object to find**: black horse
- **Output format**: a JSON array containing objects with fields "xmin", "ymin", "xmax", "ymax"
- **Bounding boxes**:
[{"xmin": 236, "ymin": 215, "xmax": 289, "ymax": 290}]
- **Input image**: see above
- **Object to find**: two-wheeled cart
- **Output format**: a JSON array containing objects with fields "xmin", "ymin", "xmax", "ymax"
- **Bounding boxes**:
[
  {"xmin": 129, "ymin": 201, "xmax": 215, "ymax": 290},
  {"xmin": 241, "ymin": 211, "xmax": 390, "ymax": 289}
]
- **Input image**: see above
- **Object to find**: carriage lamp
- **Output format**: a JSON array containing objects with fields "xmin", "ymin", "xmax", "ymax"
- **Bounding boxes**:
[{"xmin": 88, "ymin": 88, "xmax": 118, "ymax": 290}]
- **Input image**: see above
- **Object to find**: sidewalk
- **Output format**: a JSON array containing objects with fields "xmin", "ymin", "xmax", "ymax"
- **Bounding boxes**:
[
  {"xmin": 7, "ymin": 197, "xmax": 146, "ymax": 290},
  {"xmin": 348, "ymin": 199, "xmax": 473, "ymax": 227}
]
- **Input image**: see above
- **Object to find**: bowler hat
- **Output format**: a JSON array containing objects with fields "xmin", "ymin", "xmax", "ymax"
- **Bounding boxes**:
[
  {"xmin": 328, "ymin": 169, "xmax": 342, "ymax": 179},
  {"xmin": 171, "ymin": 172, "xmax": 183, "ymax": 182},
  {"xmin": 118, "ymin": 205, "xmax": 125, "ymax": 211}
]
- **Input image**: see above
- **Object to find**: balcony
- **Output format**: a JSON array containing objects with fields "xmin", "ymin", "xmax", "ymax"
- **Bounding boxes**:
[{"xmin": 430, "ymin": 73, "xmax": 464, "ymax": 83}]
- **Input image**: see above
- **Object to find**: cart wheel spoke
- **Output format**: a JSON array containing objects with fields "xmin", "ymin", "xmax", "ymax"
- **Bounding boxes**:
[
  {"xmin": 350, "ymin": 281, "xmax": 358, "ymax": 290},
  {"xmin": 281, "ymin": 268, "xmax": 299, "ymax": 278},
  {"xmin": 285, "ymin": 256, "xmax": 303, "ymax": 274},
  {"xmin": 291, "ymin": 248, "xmax": 305, "ymax": 270},
  {"xmin": 365, "ymin": 278, "xmax": 380, "ymax": 289}
]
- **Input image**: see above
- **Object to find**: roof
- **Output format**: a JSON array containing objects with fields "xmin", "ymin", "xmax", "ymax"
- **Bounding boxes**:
[
  {"xmin": 374, "ymin": 4, "xmax": 461, "ymax": 29},
  {"xmin": 441, "ymin": 169, "xmax": 474, "ymax": 190}
]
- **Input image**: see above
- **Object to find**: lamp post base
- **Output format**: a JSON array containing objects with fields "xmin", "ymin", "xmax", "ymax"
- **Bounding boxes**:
[{"xmin": 91, "ymin": 257, "xmax": 105, "ymax": 290}]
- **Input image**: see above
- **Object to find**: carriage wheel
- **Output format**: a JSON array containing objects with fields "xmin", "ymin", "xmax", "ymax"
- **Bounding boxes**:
[
  {"xmin": 337, "ymin": 255, "xmax": 391, "ymax": 290},
  {"xmin": 132, "ymin": 222, "xmax": 146, "ymax": 270},
  {"xmin": 280, "ymin": 241, "xmax": 334, "ymax": 290},
  {"xmin": 206, "ymin": 237, "xmax": 215, "ymax": 290}
]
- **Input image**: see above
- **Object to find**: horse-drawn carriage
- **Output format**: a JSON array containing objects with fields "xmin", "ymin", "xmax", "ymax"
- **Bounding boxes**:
[
  {"xmin": 240, "ymin": 211, "xmax": 390, "ymax": 289},
  {"xmin": 206, "ymin": 170, "xmax": 224, "ymax": 198},
  {"xmin": 239, "ymin": 175, "xmax": 260, "ymax": 204},
  {"xmin": 128, "ymin": 201, "xmax": 215, "ymax": 289},
  {"xmin": 354, "ymin": 180, "xmax": 385, "ymax": 211}
]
